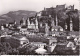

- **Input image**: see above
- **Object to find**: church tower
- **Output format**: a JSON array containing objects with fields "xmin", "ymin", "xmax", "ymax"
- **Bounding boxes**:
[
  {"xmin": 20, "ymin": 17, "xmax": 26, "ymax": 26},
  {"xmin": 35, "ymin": 17, "xmax": 38, "ymax": 29},
  {"xmin": 31, "ymin": 21, "xmax": 35, "ymax": 29},
  {"xmin": 65, "ymin": 22, "xmax": 67, "ymax": 30},
  {"xmin": 45, "ymin": 23, "xmax": 49, "ymax": 36},
  {"xmin": 22, "ymin": 18, "xmax": 26, "ymax": 25},
  {"xmin": 70, "ymin": 17, "xmax": 73, "ymax": 31},
  {"xmin": 27, "ymin": 18, "xmax": 30, "ymax": 28},
  {"xmin": 56, "ymin": 14, "xmax": 58, "ymax": 26},
  {"xmin": 51, "ymin": 19, "xmax": 55, "ymax": 27}
]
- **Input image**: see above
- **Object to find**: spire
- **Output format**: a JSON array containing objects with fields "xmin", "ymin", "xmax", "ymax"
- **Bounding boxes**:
[
  {"xmin": 35, "ymin": 17, "xmax": 38, "ymax": 29},
  {"xmin": 45, "ymin": 23, "xmax": 49, "ymax": 36},
  {"xmin": 28, "ymin": 18, "xmax": 30, "ymax": 25},
  {"xmin": 35, "ymin": 18, "xmax": 38, "ymax": 25},
  {"xmin": 51, "ymin": 19, "xmax": 55, "ymax": 27},
  {"xmin": 56, "ymin": 14, "xmax": 58, "ymax": 26},
  {"xmin": 65, "ymin": 22, "xmax": 67, "ymax": 30},
  {"xmin": 70, "ymin": 17, "xmax": 73, "ymax": 31},
  {"xmin": 49, "ymin": 15, "xmax": 55, "ymax": 27},
  {"xmin": 27, "ymin": 18, "xmax": 30, "ymax": 28},
  {"xmin": 22, "ymin": 17, "xmax": 26, "ymax": 25}
]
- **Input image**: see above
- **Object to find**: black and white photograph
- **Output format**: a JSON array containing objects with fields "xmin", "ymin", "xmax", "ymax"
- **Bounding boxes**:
[{"xmin": 0, "ymin": 0, "xmax": 80, "ymax": 55}]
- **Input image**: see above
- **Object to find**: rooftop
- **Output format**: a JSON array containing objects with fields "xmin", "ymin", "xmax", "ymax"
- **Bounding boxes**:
[
  {"xmin": 69, "ymin": 31, "xmax": 79, "ymax": 36},
  {"xmin": 52, "ymin": 25, "xmax": 63, "ymax": 29},
  {"xmin": 30, "ymin": 42, "xmax": 46, "ymax": 44}
]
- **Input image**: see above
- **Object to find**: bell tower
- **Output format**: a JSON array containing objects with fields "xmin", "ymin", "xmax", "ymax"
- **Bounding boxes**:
[
  {"xmin": 45, "ymin": 23, "xmax": 49, "ymax": 36},
  {"xmin": 70, "ymin": 17, "xmax": 73, "ymax": 31},
  {"xmin": 27, "ymin": 18, "xmax": 30, "ymax": 28},
  {"xmin": 65, "ymin": 22, "xmax": 67, "ymax": 30},
  {"xmin": 22, "ymin": 18, "xmax": 26, "ymax": 25},
  {"xmin": 35, "ymin": 17, "xmax": 38, "ymax": 29},
  {"xmin": 56, "ymin": 14, "xmax": 58, "ymax": 26}
]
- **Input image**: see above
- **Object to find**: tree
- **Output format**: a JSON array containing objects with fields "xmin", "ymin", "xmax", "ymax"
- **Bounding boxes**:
[
  {"xmin": 58, "ymin": 10, "xmax": 68, "ymax": 29},
  {"xmin": 66, "ymin": 10, "xmax": 79, "ymax": 31}
]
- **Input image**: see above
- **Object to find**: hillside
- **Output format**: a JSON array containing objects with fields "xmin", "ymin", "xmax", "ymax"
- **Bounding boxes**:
[
  {"xmin": 0, "ymin": 10, "xmax": 37, "ymax": 25},
  {"xmin": 0, "ymin": 10, "xmax": 79, "ymax": 31}
]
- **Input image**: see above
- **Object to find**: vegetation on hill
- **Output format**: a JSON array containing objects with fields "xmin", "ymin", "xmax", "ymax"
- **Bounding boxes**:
[{"xmin": 0, "ymin": 10, "xmax": 36, "ymax": 25}]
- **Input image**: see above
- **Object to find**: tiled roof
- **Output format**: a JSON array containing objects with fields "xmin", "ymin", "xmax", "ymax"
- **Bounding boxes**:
[{"xmin": 30, "ymin": 42, "xmax": 46, "ymax": 44}]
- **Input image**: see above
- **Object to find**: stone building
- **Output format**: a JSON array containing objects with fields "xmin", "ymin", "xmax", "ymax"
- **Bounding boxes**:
[
  {"xmin": 30, "ymin": 42, "xmax": 46, "ymax": 48},
  {"xmin": 27, "ymin": 17, "xmax": 38, "ymax": 30}
]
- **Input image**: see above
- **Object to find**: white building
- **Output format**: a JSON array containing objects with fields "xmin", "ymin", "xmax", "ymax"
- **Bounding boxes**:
[
  {"xmin": 51, "ymin": 15, "xmax": 63, "ymax": 36},
  {"xmin": 1, "ymin": 25, "xmax": 4, "ymax": 30},
  {"xmin": 47, "ymin": 37, "xmax": 57, "ymax": 45},
  {"xmin": 66, "ymin": 41, "xmax": 76, "ymax": 50},
  {"xmin": 37, "ymin": 12, "xmax": 42, "ymax": 16},
  {"xmin": 51, "ymin": 26, "xmax": 63, "ymax": 36},
  {"xmin": 30, "ymin": 42, "xmax": 46, "ymax": 48},
  {"xmin": 27, "ymin": 17, "xmax": 38, "ymax": 30},
  {"xmin": 35, "ymin": 48, "xmax": 47, "ymax": 54},
  {"xmin": 19, "ymin": 37, "xmax": 29, "ymax": 45}
]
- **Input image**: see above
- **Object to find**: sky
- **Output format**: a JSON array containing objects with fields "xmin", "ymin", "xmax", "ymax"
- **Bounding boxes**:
[{"xmin": 0, "ymin": 0, "xmax": 79, "ymax": 15}]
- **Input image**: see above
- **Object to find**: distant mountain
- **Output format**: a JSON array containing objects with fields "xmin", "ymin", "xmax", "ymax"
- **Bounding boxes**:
[{"xmin": 0, "ymin": 10, "xmax": 37, "ymax": 25}]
